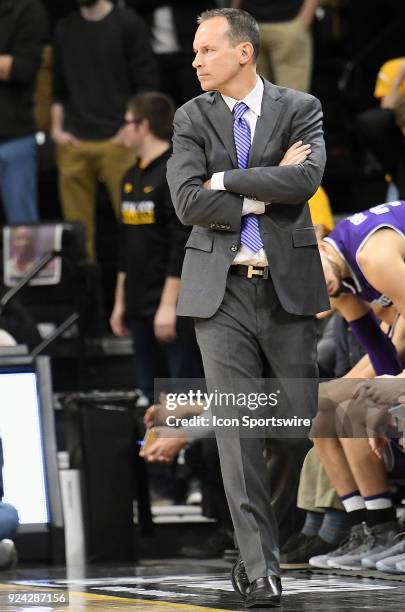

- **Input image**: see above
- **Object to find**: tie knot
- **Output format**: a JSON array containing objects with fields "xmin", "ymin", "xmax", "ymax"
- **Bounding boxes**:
[{"xmin": 233, "ymin": 101, "xmax": 249, "ymax": 121}]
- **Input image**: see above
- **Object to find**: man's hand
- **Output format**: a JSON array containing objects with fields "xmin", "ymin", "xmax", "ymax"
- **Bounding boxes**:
[
  {"xmin": 51, "ymin": 128, "xmax": 79, "ymax": 146},
  {"xmin": 0, "ymin": 55, "xmax": 12, "ymax": 80},
  {"xmin": 139, "ymin": 428, "xmax": 188, "ymax": 463},
  {"xmin": 279, "ymin": 141, "xmax": 311, "ymax": 166},
  {"xmin": 354, "ymin": 376, "xmax": 405, "ymax": 409},
  {"xmin": 154, "ymin": 303, "xmax": 177, "ymax": 343},
  {"xmin": 368, "ymin": 436, "xmax": 389, "ymax": 460},
  {"xmin": 110, "ymin": 305, "xmax": 131, "ymax": 337},
  {"xmin": 203, "ymin": 179, "xmax": 212, "ymax": 190}
]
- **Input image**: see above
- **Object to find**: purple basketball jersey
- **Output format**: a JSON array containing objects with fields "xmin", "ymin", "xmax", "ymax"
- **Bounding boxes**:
[{"xmin": 324, "ymin": 200, "xmax": 405, "ymax": 306}]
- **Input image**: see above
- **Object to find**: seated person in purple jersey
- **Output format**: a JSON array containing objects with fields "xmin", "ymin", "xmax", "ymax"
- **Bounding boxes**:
[
  {"xmin": 299, "ymin": 202, "xmax": 405, "ymax": 570},
  {"xmin": 318, "ymin": 200, "xmax": 405, "ymax": 378}
]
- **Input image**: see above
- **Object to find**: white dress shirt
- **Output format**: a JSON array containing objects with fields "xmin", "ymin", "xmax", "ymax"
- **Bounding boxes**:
[{"xmin": 210, "ymin": 75, "xmax": 268, "ymax": 266}]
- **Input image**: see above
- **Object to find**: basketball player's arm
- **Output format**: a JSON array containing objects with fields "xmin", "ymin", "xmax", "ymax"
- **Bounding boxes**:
[
  {"xmin": 221, "ymin": 96, "xmax": 326, "ymax": 204},
  {"xmin": 167, "ymin": 107, "xmax": 243, "ymax": 230},
  {"xmin": 332, "ymin": 294, "xmax": 402, "ymax": 376}
]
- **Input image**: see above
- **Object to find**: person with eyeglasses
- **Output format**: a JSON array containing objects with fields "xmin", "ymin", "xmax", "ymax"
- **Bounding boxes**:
[{"xmin": 110, "ymin": 92, "xmax": 203, "ymax": 405}]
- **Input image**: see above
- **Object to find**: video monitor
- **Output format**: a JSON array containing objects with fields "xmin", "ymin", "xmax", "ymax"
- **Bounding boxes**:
[{"xmin": 0, "ymin": 356, "xmax": 63, "ymax": 538}]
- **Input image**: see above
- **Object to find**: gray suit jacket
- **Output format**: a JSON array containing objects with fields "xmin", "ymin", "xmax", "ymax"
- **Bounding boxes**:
[{"xmin": 166, "ymin": 78, "xmax": 330, "ymax": 318}]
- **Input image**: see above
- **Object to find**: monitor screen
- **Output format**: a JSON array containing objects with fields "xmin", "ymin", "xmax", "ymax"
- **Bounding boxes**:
[{"xmin": 0, "ymin": 370, "xmax": 49, "ymax": 524}]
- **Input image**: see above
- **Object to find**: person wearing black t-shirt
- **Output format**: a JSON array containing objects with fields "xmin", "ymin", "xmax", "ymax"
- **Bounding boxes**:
[
  {"xmin": 110, "ymin": 92, "xmax": 203, "ymax": 403},
  {"xmin": 51, "ymin": 0, "xmax": 158, "ymax": 261},
  {"xmin": 231, "ymin": 0, "xmax": 318, "ymax": 92}
]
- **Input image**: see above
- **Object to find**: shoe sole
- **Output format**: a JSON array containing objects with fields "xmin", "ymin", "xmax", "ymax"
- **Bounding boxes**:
[
  {"xmin": 244, "ymin": 597, "xmax": 281, "ymax": 608},
  {"xmin": 308, "ymin": 561, "xmax": 330, "ymax": 569},
  {"xmin": 280, "ymin": 562, "xmax": 310, "ymax": 570},
  {"xmin": 376, "ymin": 565, "xmax": 404, "ymax": 574},
  {"xmin": 328, "ymin": 562, "xmax": 363, "ymax": 570}
]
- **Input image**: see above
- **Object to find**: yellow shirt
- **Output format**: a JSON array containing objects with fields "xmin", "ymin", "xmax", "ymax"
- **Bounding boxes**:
[
  {"xmin": 374, "ymin": 57, "xmax": 405, "ymax": 99},
  {"xmin": 309, "ymin": 186, "xmax": 334, "ymax": 233}
]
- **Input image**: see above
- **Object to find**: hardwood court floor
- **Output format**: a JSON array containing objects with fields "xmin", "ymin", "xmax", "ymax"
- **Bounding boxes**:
[{"xmin": 1, "ymin": 559, "xmax": 405, "ymax": 611}]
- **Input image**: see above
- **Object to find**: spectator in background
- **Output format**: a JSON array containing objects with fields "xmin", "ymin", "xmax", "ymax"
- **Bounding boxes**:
[
  {"xmin": 0, "ymin": 0, "xmax": 48, "ymax": 225},
  {"xmin": 231, "ymin": 0, "xmax": 319, "ymax": 92},
  {"xmin": 51, "ymin": 0, "xmax": 158, "ymax": 261},
  {"xmin": 127, "ymin": 1, "xmax": 216, "ymax": 108},
  {"xmin": 110, "ymin": 92, "xmax": 202, "ymax": 404},
  {"xmin": 356, "ymin": 59, "xmax": 405, "ymax": 200}
]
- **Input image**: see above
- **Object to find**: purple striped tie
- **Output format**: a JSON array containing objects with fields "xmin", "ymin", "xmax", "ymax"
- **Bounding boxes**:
[{"xmin": 233, "ymin": 102, "xmax": 264, "ymax": 253}]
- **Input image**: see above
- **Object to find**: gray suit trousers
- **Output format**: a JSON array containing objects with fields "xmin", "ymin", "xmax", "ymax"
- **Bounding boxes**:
[{"xmin": 194, "ymin": 272, "xmax": 318, "ymax": 581}]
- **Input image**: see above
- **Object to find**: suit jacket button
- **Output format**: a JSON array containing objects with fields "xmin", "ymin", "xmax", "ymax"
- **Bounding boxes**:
[{"xmin": 230, "ymin": 244, "xmax": 239, "ymax": 252}]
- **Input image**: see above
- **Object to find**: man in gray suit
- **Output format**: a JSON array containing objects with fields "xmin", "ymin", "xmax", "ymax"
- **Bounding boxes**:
[{"xmin": 167, "ymin": 7, "xmax": 329, "ymax": 608}]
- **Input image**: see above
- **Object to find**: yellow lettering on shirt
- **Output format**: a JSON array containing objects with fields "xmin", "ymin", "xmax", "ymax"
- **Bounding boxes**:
[
  {"xmin": 121, "ymin": 201, "xmax": 155, "ymax": 225},
  {"xmin": 143, "ymin": 185, "xmax": 154, "ymax": 194},
  {"xmin": 123, "ymin": 182, "xmax": 133, "ymax": 194}
]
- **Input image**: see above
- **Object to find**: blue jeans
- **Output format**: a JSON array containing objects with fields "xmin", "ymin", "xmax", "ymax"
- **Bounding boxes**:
[
  {"xmin": 0, "ymin": 502, "xmax": 19, "ymax": 540},
  {"xmin": 0, "ymin": 135, "xmax": 38, "ymax": 224}
]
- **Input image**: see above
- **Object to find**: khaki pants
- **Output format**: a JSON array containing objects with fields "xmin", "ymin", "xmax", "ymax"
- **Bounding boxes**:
[
  {"xmin": 257, "ymin": 17, "xmax": 313, "ymax": 92},
  {"xmin": 57, "ymin": 140, "xmax": 136, "ymax": 261},
  {"xmin": 297, "ymin": 447, "xmax": 344, "ymax": 512}
]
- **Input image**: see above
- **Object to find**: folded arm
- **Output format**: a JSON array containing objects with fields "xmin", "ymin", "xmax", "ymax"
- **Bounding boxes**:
[
  {"xmin": 166, "ymin": 107, "xmax": 243, "ymax": 230},
  {"xmin": 223, "ymin": 96, "xmax": 326, "ymax": 203}
]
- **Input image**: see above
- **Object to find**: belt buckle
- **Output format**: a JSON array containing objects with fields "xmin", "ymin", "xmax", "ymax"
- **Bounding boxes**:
[{"xmin": 247, "ymin": 265, "xmax": 269, "ymax": 279}]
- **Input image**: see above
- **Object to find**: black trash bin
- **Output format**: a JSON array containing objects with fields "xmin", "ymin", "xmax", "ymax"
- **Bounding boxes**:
[{"xmin": 63, "ymin": 390, "xmax": 153, "ymax": 563}]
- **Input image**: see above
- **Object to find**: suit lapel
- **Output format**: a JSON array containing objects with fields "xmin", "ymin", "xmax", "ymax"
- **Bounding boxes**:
[
  {"xmin": 249, "ymin": 80, "xmax": 283, "ymax": 168},
  {"xmin": 206, "ymin": 93, "xmax": 238, "ymax": 167}
]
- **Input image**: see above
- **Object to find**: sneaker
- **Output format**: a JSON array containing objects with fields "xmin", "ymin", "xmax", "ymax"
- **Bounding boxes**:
[
  {"xmin": 280, "ymin": 535, "xmax": 337, "ymax": 570},
  {"xmin": 396, "ymin": 558, "xmax": 405, "ymax": 572},
  {"xmin": 280, "ymin": 531, "xmax": 312, "ymax": 555},
  {"xmin": 375, "ymin": 552, "xmax": 405, "ymax": 573},
  {"xmin": 0, "ymin": 540, "xmax": 17, "ymax": 570},
  {"xmin": 362, "ymin": 531, "xmax": 405, "ymax": 569},
  {"xmin": 329, "ymin": 521, "xmax": 400, "ymax": 570},
  {"xmin": 324, "ymin": 522, "xmax": 371, "ymax": 569}
]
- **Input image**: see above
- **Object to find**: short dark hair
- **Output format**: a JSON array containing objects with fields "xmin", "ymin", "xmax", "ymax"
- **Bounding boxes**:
[
  {"xmin": 197, "ymin": 8, "xmax": 260, "ymax": 61},
  {"xmin": 127, "ymin": 92, "xmax": 175, "ymax": 141}
]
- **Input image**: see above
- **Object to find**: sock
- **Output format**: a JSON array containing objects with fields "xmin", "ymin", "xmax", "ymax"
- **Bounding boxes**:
[
  {"xmin": 340, "ymin": 490, "xmax": 367, "ymax": 527},
  {"xmin": 302, "ymin": 511, "xmax": 324, "ymax": 537},
  {"xmin": 364, "ymin": 492, "xmax": 397, "ymax": 526},
  {"xmin": 318, "ymin": 509, "xmax": 348, "ymax": 544}
]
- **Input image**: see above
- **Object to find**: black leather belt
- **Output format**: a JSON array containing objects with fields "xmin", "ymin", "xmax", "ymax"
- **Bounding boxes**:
[{"xmin": 229, "ymin": 265, "xmax": 270, "ymax": 279}]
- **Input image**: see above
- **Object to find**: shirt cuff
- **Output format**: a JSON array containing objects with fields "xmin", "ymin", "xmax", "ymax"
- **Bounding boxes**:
[
  {"xmin": 210, "ymin": 172, "xmax": 225, "ymax": 190},
  {"xmin": 242, "ymin": 198, "xmax": 266, "ymax": 215}
]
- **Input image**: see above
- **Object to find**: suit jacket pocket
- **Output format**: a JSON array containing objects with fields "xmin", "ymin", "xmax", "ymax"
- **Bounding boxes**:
[
  {"xmin": 292, "ymin": 227, "xmax": 317, "ymax": 247},
  {"xmin": 185, "ymin": 232, "xmax": 213, "ymax": 252}
]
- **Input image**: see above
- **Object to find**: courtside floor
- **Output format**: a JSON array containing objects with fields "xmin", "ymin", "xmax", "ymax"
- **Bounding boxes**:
[{"xmin": 1, "ymin": 560, "xmax": 405, "ymax": 611}]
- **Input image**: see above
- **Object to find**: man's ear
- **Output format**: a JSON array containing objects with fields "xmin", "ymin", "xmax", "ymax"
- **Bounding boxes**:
[{"xmin": 239, "ymin": 42, "xmax": 254, "ymax": 65}]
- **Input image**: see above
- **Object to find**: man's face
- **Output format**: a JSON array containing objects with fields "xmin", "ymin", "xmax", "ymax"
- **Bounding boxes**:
[
  {"xmin": 121, "ymin": 111, "xmax": 143, "ymax": 150},
  {"xmin": 319, "ymin": 245, "xmax": 344, "ymax": 298},
  {"xmin": 192, "ymin": 17, "xmax": 244, "ymax": 92},
  {"xmin": 14, "ymin": 227, "xmax": 36, "ymax": 262}
]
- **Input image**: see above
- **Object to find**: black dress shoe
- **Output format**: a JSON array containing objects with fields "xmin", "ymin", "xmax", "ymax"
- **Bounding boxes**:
[
  {"xmin": 231, "ymin": 556, "xmax": 250, "ymax": 598},
  {"xmin": 244, "ymin": 575, "xmax": 282, "ymax": 608}
]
